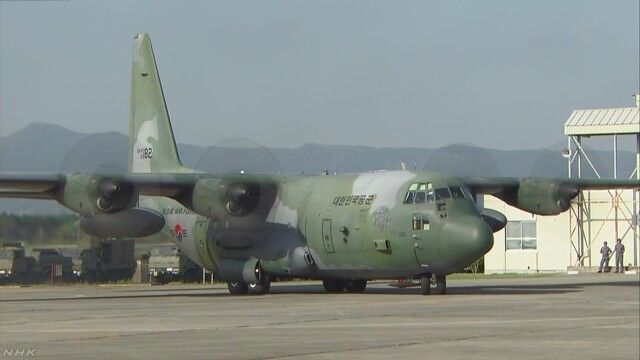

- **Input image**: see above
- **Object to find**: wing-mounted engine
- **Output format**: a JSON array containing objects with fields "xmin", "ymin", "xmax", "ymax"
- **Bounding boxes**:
[
  {"xmin": 499, "ymin": 178, "xmax": 579, "ymax": 216},
  {"xmin": 189, "ymin": 175, "xmax": 285, "ymax": 255},
  {"xmin": 58, "ymin": 174, "xmax": 137, "ymax": 215},
  {"xmin": 59, "ymin": 174, "xmax": 165, "ymax": 238},
  {"xmin": 190, "ymin": 175, "xmax": 279, "ymax": 222}
]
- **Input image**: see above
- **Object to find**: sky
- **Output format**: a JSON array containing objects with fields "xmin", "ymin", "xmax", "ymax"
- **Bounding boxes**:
[{"xmin": 0, "ymin": 0, "xmax": 638, "ymax": 150}]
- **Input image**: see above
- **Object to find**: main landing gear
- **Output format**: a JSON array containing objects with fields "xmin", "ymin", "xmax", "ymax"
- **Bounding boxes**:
[
  {"xmin": 420, "ymin": 273, "xmax": 446, "ymax": 295},
  {"xmin": 227, "ymin": 275, "xmax": 271, "ymax": 295},
  {"xmin": 322, "ymin": 279, "xmax": 367, "ymax": 293}
]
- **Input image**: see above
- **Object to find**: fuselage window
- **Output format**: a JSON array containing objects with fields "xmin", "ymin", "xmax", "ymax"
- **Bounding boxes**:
[
  {"xmin": 449, "ymin": 186, "xmax": 466, "ymax": 199},
  {"xmin": 434, "ymin": 187, "xmax": 451, "ymax": 201},
  {"xmin": 412, "ymin": 213, "xmax": 430, "ymax": 230}
]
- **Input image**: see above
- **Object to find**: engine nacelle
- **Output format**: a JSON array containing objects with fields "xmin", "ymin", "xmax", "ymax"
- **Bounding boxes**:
[
  {"xmin": 502, "ymin": 179, "xmax": 579, "ymax": 216},
  {"xmin": 189, "ymin": 176, "xmax": 277, "ymax": 219},
  {"xmin": 79, "ymin": 207, "xmax": 165, "ymax": 238},
  {"xmin": 59, "ymin": 174, "xmax": 137, "ymax": 216}
]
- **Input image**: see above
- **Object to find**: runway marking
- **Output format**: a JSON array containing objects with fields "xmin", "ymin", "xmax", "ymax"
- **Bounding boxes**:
[{"xmin": 2, "ymin": 315, "xmax": 636, "ymax": 333}]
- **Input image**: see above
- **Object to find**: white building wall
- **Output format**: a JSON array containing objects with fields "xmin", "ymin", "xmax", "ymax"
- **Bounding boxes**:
[{"xmin": 483, "ymin": 190, "xmax": 637, "ymax": 274}]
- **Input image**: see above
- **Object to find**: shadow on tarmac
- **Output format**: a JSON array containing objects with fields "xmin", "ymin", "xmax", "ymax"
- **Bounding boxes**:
[{"xmin": 1, "ymin": 279, "xmax": 637, "ymax": 302}]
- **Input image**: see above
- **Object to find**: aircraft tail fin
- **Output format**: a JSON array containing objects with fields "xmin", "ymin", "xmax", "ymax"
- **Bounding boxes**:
[{"xmin": 128, "ymin": 33, "xmax": 192, "ymax": 174}]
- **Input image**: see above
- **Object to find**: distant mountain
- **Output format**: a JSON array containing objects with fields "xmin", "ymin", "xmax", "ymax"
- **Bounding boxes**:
[{"xmin": 0, "ymin": 123, "xmax": 635, "ymax": 214}]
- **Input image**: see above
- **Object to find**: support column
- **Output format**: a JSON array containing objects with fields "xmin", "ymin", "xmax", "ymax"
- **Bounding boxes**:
[
  {"xmin": 614, "ymin": 134, "xmax": 618, "ymax": 246},
  {"xmin": 576, "ymin": 136, "xmax": 584, "ymax": 265},
  {"xmin": 635, "ymin": 133, "xmax": 639, "ymax": 266}
]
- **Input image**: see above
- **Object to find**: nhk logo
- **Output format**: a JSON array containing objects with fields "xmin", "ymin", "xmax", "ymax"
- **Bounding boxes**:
[{"xmin": 2, "ymin": 348, "xmax": 37, "ymax": 358}]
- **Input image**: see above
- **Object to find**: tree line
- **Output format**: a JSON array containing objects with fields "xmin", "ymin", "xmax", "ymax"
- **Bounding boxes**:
[{"xmin": 0, "ymin": 213, "xmax": 78, "ymax": 245}]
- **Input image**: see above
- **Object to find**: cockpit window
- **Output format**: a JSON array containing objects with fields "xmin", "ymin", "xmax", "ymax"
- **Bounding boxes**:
[
  {"xmin": 462, "ymin": 186, "xmax": 475, "ymax": 202},
  {"xmin": 449, "ymin": 186, "xmax": 466, "ymax": 199},
  {"xmin": 403, "ymin": 182, "xmax": 433, "ymax": 204},
  {"xmin": 426, "ymin": 189, "xmax": 435, "ymax": 202},
  {"xmin": 404, "ymin": 191, "xmax": 415, "ymax": 204},
  {"xmin": 434, "ymin": 187, "xmax": 451, "ymax": 201}
]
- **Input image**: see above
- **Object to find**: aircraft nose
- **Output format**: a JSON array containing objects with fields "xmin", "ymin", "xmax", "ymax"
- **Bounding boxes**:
[{"xmin": 440, "ymin": 215, "xmax": 494, "ymax": 264}]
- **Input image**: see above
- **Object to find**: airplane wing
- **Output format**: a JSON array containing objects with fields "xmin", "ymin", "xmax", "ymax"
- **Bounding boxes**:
[
  {"xmin": 0, "ymin": 171, "xmax": 280, "ymax": 219},
  {"xmin": 0, "ymin": 172, "xmax": 197, "ymax": 200},
  {"xmin": 463, "ymin": 177, "xmax": 639, "ymax": 195},
  {"xmin": 462, "ymin": 176, "xmax": 639, "ymax": 215}
]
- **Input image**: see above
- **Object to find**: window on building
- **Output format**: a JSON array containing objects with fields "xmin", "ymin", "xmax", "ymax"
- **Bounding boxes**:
[{"xmin": 505, "ymin": 220, "xmax": 537, "ymax": 250}]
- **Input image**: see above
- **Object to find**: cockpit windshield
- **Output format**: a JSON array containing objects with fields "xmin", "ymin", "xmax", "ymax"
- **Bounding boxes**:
[
  {"xmin": 449, "ymin": 186, "xmax": 465, "ymax": 199},
  {"xmin": 403, "ymin": 183, "xmax": 471, "ymax": 204}
]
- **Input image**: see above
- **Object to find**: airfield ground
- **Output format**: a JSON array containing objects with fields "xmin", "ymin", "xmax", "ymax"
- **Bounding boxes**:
[{"xmin": 1, "ymin": 274, "xmax": 638, "ymax": 359}]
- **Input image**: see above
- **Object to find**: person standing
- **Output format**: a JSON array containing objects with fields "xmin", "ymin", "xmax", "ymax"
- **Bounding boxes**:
[
  {"xmin": 597, "ymin": 241, "xmax": 612, "ymax": 273},
  {"xmin": 614, "ymin": 238, "xmax": 625, "ymax": 273}
]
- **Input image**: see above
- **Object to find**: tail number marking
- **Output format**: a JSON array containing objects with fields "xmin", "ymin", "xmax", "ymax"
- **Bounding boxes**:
[{"xmin": 137, "ymin": 147, "xmax": 153, "ymax": 159}]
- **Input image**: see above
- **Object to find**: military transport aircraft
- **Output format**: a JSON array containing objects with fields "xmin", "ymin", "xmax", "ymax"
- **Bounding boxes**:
[{"xmin": 1, "ymin": 34, "xmax": 637, "ymax": 295}]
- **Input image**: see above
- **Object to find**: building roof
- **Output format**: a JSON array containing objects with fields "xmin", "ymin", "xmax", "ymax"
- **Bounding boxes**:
[{"xmin": 564, "ymin": 107, "xmax": 639, "ymax": 136}]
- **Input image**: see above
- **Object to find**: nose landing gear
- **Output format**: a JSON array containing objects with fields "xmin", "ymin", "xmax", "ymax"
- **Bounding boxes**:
[
  {"xmin": 248, "ymin": 275, "xmax": 271, "ymax": 295},
  {"xmin": 227, "ymin": 275, "xmax": 272, "ymax": 295},
  {"xmin": 420, "ymin": 273, "xmax": 446, "ymax": 295},
  {"xmin": 227, "ymin": 281, "xmax": 249, "ymax": 295}
]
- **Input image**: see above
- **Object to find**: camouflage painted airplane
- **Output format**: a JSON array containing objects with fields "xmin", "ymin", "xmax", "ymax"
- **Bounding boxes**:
[{"xmin": 1, "ymin": 34, "xmax": 637, "ymax": 295}]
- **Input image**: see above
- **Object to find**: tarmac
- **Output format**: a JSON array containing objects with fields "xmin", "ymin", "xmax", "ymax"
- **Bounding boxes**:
[{"xmin": 0, "ymin": 274, "xmax": 638, "ymax": 360}]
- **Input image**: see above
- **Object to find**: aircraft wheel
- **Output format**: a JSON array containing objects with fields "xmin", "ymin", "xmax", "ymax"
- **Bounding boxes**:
[
  {"xmin": 248, "ymin": 275, "xmax": 271, "ymax": 295},
  {"xmin": 435, "ymin": 275, "xmax": 446, "ymax": 295},
  {"xmin": 420, "ymin": 274, "xmax": 431, "ymax": 295},
  {"xmin": 227, "ymin": 281, "xmax": 249, "ymax": 295},
  {"xmin": 322, "ymin": 279, "xmax": 344, "ymax": 293},
  {"xmin": 344, "ymin": 279, "xmax": 367, "ymax": 293}
]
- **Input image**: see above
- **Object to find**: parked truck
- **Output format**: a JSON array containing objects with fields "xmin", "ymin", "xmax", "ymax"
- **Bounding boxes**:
[
  {"xmin": 80, "ymin": 238, "xmax": 136, "ymax": 283},
  {"xmin": 0, "ymin": 243, "xmax": 36, "ymax": 284},
  {"xmin": 33, "ymin": 248, "xmax": 75, "ymax": 282},
  {"xmin": 148, "ymin": 245, "xmax": 202, "ymax": 284}
]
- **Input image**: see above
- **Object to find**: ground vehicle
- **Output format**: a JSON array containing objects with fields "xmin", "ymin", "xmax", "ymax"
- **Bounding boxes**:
[
  {"xmin": 0, "ymin": 244, "xmax": 36, "ymax": 284},
  {"xmin": 81, "ymin": 239, "xmax": 136, "ymax": 283},
  {"xmin": 34, "ymin": 248, "xmax": 75, "ymax": 282},
  {"xmin": 149, "ymin": 245, "xmax": 202, "ymax": 284}
]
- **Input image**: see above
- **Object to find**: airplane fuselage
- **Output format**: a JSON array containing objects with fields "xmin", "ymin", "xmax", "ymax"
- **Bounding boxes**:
[{"xmin": 160, "ymin": 170, "xmax": 494, "ymax": 282}]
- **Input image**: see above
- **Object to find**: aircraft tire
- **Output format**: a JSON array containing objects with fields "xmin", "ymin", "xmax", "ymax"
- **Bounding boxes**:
[
  {"xmin": 248, "ymin": 275, "xmax": 271, "ymax": 295},
  {"xmin": 344, "ymin": 279, "xmax": 367, "ymax": 293},
  {"xmin": 435, "ymin": 275, "xmax": 446, "ymax": 295},
  {"xmin": 322, "ymin": 279, "xmax": 344, "ymax": 293},
  {"xmin": 227, "ymin": 281, "xmax": 249, "ymax": 295},
  {"xmin": 420, "ymin": 274, "xmax": 431, "ymax": 295}
]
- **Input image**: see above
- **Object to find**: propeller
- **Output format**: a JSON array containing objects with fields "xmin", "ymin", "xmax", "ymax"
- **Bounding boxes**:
[
  {"xmin": 96, "ymin": 178, "xmax": 135, "ymax": 213},
  {"xmin": 225, "ymin": 182, "xmax": 261, "ymax": 215}
]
